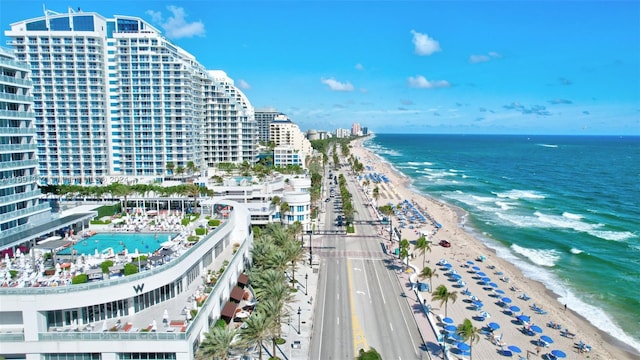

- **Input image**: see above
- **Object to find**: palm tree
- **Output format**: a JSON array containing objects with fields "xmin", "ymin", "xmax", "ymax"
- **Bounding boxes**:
[
  {"xmin": 419, "ymin": 266, "xmax": 438, "ymax": 293},
  {"xmin": 279, "ymin": 201, "xmax": 290, "ymax": 226},
  {"xmin": 283, "ymin": 239, "xmax": 305, "ymax": 286},
  {"xmin": 250, "ymin": 269, "xmax": 286, "ymax": 295},
  {"xmin": 399, "ymin": 238, "xmax": 410, "ymax": 267},
  {"xmin": 166, "ymin": 162, "xmax": 175, "ymax": 176},
  {"xmin": 186, "ymin": 161, "xmax": 197, "ymax": 176},
  {"xmin": 197, "ymin": 326, "xmax": 238, "ymax": 360},
  {"xmin": 185, "ymin": 183, "xmax": 201, "ymax": 214},
  {"xmin": 432, "ymin": 284, "xmax": 458, "ymax": 317},
  {"xmin": 175, "ymin": 165, "xmax": 185, "ymax": 178},
  {"xmin": 456, "ymin": 318, "xmax": 482, "ymax": 360},
  {"xmin": 239, "ymin": 310, "xmax": 273, "ymax": 360},
  {"xmin": 415, "ymin": 235, "xmax": 432, "ymax": 268}
]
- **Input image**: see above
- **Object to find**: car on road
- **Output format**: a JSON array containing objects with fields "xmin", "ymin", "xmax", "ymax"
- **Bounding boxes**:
[{"xmin": 439, "ymin": 240, "xmax": 451, "ymax": 248}]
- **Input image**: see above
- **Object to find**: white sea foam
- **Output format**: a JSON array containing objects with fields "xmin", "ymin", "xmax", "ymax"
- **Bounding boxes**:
[
  {"xmin": 481, "ymin": 238, "xmax": 640, "ymax": 352},
  {"xmin": 570, "ymin": 248, "xmax": 583, "ymax": 254},
  {"xmin": 407, "ymin": 161, "xmax": 433, "ymax": 166},
  {"xmin": 587, "ymin": 230, "xmax": 636, "ymax": 242},
  {"xmin": 495, "ymin": 201, "xmax": 513, "ymax": 210},
  {"xmin": 562, "ymin": 212, "xmax": 583, "ymax": 220},
  {"xmin": 495, "ymin": 212, "xmax": 543, "ymax": 227},
  {"xmin": 511, "ymin": 244, "xmax": 560, "ymax": 267},
  {"xmin": 471, "ymin": 195, "xmax": 495, "ymax": 203},
  {"xmin": 537, "ymin": 143, "xmax": 559, "ymax": 148},
  {"xmin": 495, "ymin": 189, "xmax": 546, "ymax": 200}
]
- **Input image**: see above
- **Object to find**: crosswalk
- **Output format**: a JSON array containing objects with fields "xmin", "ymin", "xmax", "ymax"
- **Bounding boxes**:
[{"xmin": 316, "ymin": 249, "xmax": 386, "ymax": 260}]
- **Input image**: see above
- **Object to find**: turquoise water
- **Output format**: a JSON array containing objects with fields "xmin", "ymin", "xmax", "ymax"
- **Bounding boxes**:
[
  {"xmin": 364, "ymin": 134, "xmax": 640, "ymax": 351},
  {"xmin": 59, "ymin": 233, "xmax": 177, "ymax": 256}
]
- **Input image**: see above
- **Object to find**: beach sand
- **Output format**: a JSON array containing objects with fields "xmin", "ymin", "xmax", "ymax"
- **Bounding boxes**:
[{"xmin": 350, "ymin": 137, "xmax": 636, "ymax": 360}]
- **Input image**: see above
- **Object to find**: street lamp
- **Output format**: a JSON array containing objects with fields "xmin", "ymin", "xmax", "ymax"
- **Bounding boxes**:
[
  {"xmin": 297, "ymin": 307, "xmax": 301, "ymax": 334},
  {"xmin": 305, "ymin": 273, "xmax": 308, "ymax": 296}
]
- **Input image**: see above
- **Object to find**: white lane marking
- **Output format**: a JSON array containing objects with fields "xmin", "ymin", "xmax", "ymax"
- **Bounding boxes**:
[
  {"xmin": 390, "ymin": 322, "xmax": 394, "ymax": 331},
  {"xmin": 361, "ymin": 258, "xmax": 373, "ymax": 303},
  {"xmin": 373, "ymin": 260, "xmax": 387, "ymax": 304},
  {"xmin": 354, "ymin": 267, "xmax": 361, "ymax": 271},
  {"xmin": 337, "ymin": 316, "xmax": 340, "ymax": 325},
  {"xmin": 356, "ymin": 291, "xmax": 366, "ymax": 295}
]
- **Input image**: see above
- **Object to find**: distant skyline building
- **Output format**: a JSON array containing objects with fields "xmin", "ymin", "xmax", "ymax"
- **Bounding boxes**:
[
  {"xmin": 5, "ymin": 8, "xmax": 256, "ymax": 185},
  {"xmin": 269, "ymin": 114, "xmax": 312, "ymax": 167},
  {"xmin": 335, "ymin": 128, "xmax": 350, "ymax": 138},
  {"xmin": 254, "ymin": 108, "xmax": 283, "ymax": 143},
  {"xmin": 351, "ymin": 122, "xmax": 361, "ymax": 136}
]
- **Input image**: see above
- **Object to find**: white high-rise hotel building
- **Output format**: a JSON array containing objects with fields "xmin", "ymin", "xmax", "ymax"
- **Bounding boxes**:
[{"xmin": 5, "ymin": 9, "xmax": 257, "ymax": 185}]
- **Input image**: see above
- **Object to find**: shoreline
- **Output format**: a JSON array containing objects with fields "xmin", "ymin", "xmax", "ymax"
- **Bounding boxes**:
[{"xmin": 352, "ymin": 136, "xmax": 638, "ymax": 360}]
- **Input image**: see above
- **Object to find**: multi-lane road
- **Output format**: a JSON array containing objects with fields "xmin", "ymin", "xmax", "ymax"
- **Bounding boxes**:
[{"xmin": 310, "ymin": 168, "xmax": 425, "ymax": 359}]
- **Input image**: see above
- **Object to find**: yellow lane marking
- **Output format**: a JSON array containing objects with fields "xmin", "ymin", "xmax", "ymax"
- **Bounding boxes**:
[{"xmin": 347, "ymin": 258, "xmax": 368, "ymax": 355}]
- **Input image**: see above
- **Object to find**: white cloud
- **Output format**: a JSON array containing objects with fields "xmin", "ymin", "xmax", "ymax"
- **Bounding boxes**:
[
  {"xmin": 146, "ymin": 6, "xmax": 205, "ymax": 39},
  {"xmin": 410, "ymin": 30, "xmax": 441, "ymax": 56},
  {"xmin": 469, "ymin": 51, "xmax": 502, "ymax": 63},
  {"xmin": 321, "ymin": 78, "xmax": 355, "ymax": 91},
  {"xmin": 355, "ymin": 63, "xmax": 364, "ymax": 70},
  {"xmin": 407, "ymin": 75, "xmax": 450, "ymax": 89},
  {"xmin": 236, "ymin": 79, "xmax": 251, "ymax": 90}
]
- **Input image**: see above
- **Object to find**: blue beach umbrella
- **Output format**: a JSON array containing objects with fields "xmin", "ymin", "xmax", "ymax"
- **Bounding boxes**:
[
  {"xmin": 508, "ymin": 345, "xmax": 522, "ymax": 354},
  {"xmin": 489, "ymin": 282, "xmax": 499, "ymax": 288},
  {"xmin": 501, "ymin": 297, "xmax": 513, "ymax": 303},
  {"xmin": 467, "ymin": 261, "xmax": 475, "ymax": 265},
  {"xmin": 540, "ymin": 335, "xmax": 554, "ymax": 344},
  {"xmin": 517, "ymin": 315, "xmax": 531, "ymax": 323},
  {"xmin": 551, "ymin": 350, "xmax": 567, "ymax": 358},
  {"xmin": 509, "ymin": 305, "xmax": 521, "ymax": 313},
  {"xmin": 495, "ymin": 289, "xmax": 505, "ymax": 294},
  {"xmin": 457, "ymin": 342, "xmax": 470, "ymax": 351},
  {"xmin": 472, "ymin": 266, "xmax": 481, "ymax": 271},
  {"xmin": 444, "ymin": 325, "xmax": 457, "ymax": 332},
  {"xmin": 488, "ymin": 322, "xmax": 501, "ymax": 331},
  {"xmin": 443, "ymin": 263, "xmax": 452, "ymax": 269},
  {"xmin": 476, "ymin": 271, "xmax": 487, "ymax": 277},
  {"xmin": 442, "ymin": 317, "xmax": 454, "ymax": 324},
  {"xmin": 530, "ymin": 325, "xmax": 543, "ymax": 333},
  {"xmin": 451, "ymin": 274, "xmax": 462, "ymax": 280}
]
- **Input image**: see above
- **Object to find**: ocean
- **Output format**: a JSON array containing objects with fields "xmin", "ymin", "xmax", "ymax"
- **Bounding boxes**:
[{"xmin": 363, "ymin": 134, "xmax": 640, "ymax": 351}]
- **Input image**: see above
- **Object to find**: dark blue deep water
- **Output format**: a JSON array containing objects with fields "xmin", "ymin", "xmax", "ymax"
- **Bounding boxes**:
[{"xmin": 364, "ymin": 134, "xmax": 640, "ymax": 350}]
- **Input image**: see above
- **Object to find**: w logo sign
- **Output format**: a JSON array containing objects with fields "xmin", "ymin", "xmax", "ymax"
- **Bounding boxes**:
[{"xmin": 133, "ymin": 283, "xmax": 145, "ymax": 294}]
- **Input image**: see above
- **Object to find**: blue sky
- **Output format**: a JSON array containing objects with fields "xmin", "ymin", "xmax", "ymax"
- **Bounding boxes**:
[{"xmin": 1, "ymin": 1, "xmax": 639, "ymax": 135}]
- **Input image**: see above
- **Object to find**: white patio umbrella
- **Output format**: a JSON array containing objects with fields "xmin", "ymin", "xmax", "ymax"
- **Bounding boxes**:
[
  {"xmin": 163, "ymin": 309, "xmax": 169, "ymax": 321},
  {"xmin": 102, "ymin": 320, "xmax": 108, "ymax": 332},
  {"xmin": 151, "ymin": 320, "xmax": 157, "ymax": 332}
]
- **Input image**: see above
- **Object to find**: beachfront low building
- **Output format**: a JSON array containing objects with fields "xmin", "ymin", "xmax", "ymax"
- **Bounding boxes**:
[
  {"xmin": 200, "ymin": 174, "xmax": 312, "ymax": 231},
  {"xmin": 0, "ymin": 200, "xmax": 253, "ymax": 360}
]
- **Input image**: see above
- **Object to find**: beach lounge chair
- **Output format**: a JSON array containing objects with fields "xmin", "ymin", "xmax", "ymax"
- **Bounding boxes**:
[
  {"xmin": 561, "ymin": 329, "xmax": 575, "ymax": 338},
  {"xmin": 518, "ymin": 293, "xmax": 531, "ymax": 301}
]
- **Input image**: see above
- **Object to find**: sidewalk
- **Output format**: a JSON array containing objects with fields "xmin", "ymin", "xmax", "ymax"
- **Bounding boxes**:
[{"xmin": 269, "ymin": 261, "xmax": 318, "ymax": 360}]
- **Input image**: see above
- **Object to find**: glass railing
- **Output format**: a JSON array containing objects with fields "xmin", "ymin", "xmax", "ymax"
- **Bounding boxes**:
[
  {"xmin": 39, "ymin": 331, "xmax": 186, "ymax": 342},
  {"xmin": 0, "ymin": 215, "xmax": 231, "ymax": 295},
  {"xmin": 0, "ymin": 203, "xmax": 50, "ymax": 222},
  {"xmin": 0, "ymin": 333, "xmax": 25, "ymax": 342},
  {"xmin": 0, "ymin": 110, "xmax": 36, "ymax": 119}
]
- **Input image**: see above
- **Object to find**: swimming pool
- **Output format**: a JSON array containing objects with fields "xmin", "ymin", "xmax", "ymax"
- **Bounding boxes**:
[{"xmin": 58, "ymin": 233, "xmax": 178, "ymax": 256}]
